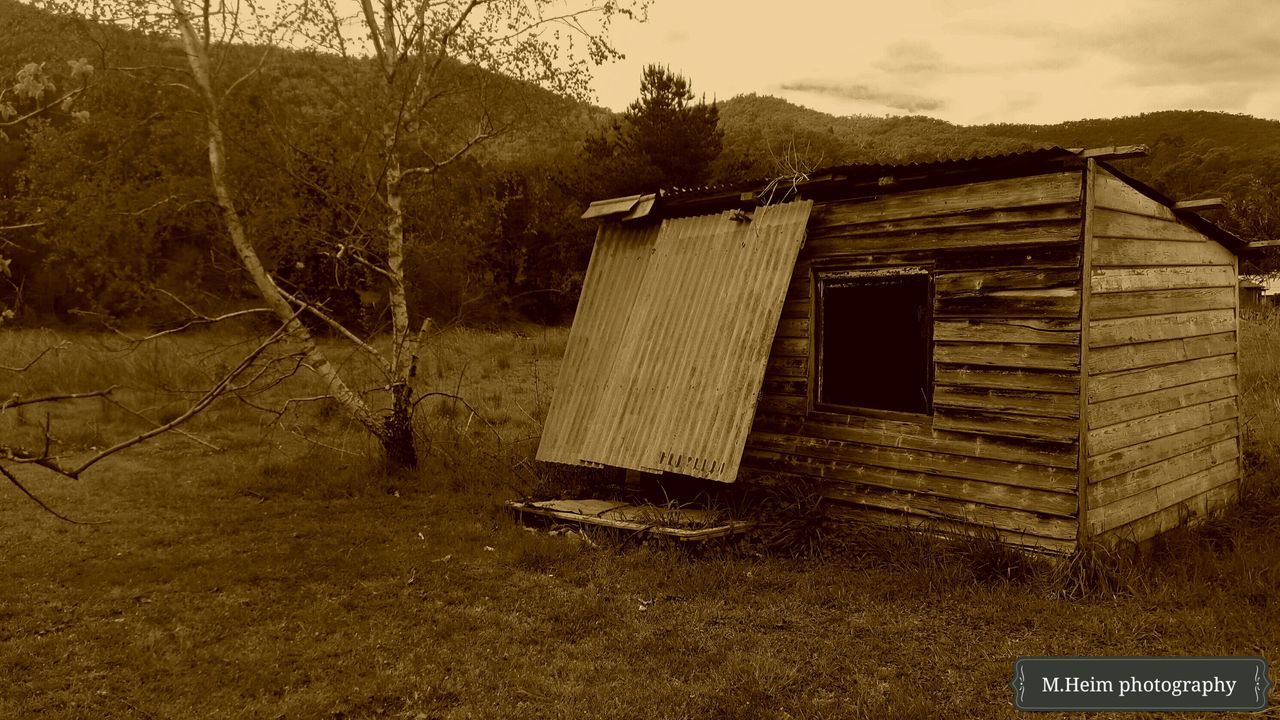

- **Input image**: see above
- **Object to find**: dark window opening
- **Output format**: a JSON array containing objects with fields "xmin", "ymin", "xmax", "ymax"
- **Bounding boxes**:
[{"xmin": 816, "ymin": 269, "xmax": 933, "ymax": 415}]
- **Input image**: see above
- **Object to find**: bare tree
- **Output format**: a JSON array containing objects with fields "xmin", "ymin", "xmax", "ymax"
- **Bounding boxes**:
[
  {"xmin": 26, "ymin": 0, "xmax": 638, "ymax": 468},
  {"xmin": 0, "ymin": 305, "xmax": 307, "ymax": 521}
]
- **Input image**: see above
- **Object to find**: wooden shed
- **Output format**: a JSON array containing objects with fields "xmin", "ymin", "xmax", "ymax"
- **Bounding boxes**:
[{"xmin": 537, "ymin": 146, "xmax": 1251, "ymax": 554}]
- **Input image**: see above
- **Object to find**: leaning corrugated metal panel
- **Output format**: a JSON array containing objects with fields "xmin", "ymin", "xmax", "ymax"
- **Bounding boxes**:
[
  {"xmin": 574, "ymin": 200, "xmax": 813, "ymax": 482},
  {"xmin": 536, "ymin": 222, "xmax": 660, "ymax": 466}
]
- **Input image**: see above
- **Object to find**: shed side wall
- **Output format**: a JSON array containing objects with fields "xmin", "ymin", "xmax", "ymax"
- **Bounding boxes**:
[
  {"xmin": 743, "ymin": 171, "xmax": 1085, "ymax": 554},
  {"xmin": 1084, "ymin": 167, "xmax": 1242, "ymax": 543}
]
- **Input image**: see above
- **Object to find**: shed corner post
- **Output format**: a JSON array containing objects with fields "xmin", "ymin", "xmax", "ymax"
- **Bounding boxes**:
[
  {"xmin": 1232, "ymin": 249, "xmax": 1244, "ymax": 502},
  {"xmin": 1076, "ymin": 159, "xmax": 1098, "ymax": 548}
]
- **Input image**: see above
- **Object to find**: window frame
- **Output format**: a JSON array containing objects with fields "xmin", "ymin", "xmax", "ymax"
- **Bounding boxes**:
[{"xmin": 809, "ymin": 263, "xmax": 936, "ymax": 421}]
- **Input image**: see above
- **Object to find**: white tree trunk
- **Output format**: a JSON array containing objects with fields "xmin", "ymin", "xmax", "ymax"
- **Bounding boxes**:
[{"xmin": 171, "ymin": 0, "xmax": 386, "ymax": 438}]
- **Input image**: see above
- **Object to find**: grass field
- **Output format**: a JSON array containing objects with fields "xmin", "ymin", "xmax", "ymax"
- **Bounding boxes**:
[{"xmin": 2, "ymin": 319, "xmax": 1278, "ymax": 719}]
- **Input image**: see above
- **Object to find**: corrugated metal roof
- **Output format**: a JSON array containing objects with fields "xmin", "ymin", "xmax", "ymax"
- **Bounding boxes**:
[
  {"xmin": 660, "ymin": 145, "xmax": 1071, "ymax": 199},
  {"xmin": 538, "ymin": 200, "xmax": 814, "ymax": 482}
]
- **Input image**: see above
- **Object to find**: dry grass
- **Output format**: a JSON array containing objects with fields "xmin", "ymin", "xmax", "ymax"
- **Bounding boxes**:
[{"xmin": 1, "ymin": 318, "xmax": 1278, "ymax": 719}]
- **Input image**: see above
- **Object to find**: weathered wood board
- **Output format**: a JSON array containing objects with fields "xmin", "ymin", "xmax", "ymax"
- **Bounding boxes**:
[
  {"xmin": 1082, "ymin": 165, "xmax": 1241, "ymax": 543},
  {"xmin": 745, "ymin": 170, "xmax": 1086, "ymax": 552}
]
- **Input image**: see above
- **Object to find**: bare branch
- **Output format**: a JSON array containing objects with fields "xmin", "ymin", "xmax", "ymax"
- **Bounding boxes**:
[
  {"xmin": 399, "ymin": 125, "xmax": 496, "ymax": 179},
  {"xmin": 0, "ymin": 222, "xmax": 46, "ymax": 233},
  {"xmin": 276, "ymin": 286, "xmax": 393, "ymax": 377},
  {"xmin": 135, "ymin": 306, "xmax": 274, "ymax": 343},
  {"xmin": 1, "ymin": 341, "xmax": 68, "ymax": 372},
  {"xmin": 286, "ymin": 422, "xmax": 361, "ymax": 456},
  {"xmin": 114, "ymin": 195, "xmax": 177, "ymax": 217},
  {"xmin": 0, "ymin": 464, "xmax": 102, "ymax": 525},
  {"xmin": 101, "ymin": 395, "xmax": 222, "ymax": 451},
  {"xmin": 3, "ymin": 387, "xmax": 114, "ymax": 411},
  {"xmin": 219, "ymin": 44, "xmax": 273, "ymax": 103},
  {"xmin": 62, "ymin": 314, "xmax": 299, "ymax": 478}
]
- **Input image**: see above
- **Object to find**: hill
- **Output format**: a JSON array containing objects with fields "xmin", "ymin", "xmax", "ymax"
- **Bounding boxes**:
[{"xmin": 3, "ymin": 0, "xmax": 1278, "ymax": 327}]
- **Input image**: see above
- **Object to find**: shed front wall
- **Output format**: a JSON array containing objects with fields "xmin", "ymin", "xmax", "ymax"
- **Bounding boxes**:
[
  {"xmin": 742, "ymin": 170, "xmax": 1087, "ymax": 554},
  {"xmin": 1083, "ymin": 166, "xmax": 1242, "ymax": 543}
]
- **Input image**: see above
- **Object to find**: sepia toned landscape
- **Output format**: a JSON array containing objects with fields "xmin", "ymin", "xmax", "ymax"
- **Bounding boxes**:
[{"xmin": 3, "ymin": 0, "xmax": 1279, "ymax": 717}]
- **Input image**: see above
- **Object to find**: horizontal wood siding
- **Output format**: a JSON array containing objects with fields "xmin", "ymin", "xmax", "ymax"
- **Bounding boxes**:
[
  {"xmin": 1085, "ymin": 168, "xmax": 1241, "ymax": 543},
  {"xmin": 744, "ymin": 171, "xmax": 1085, "ymax": 553}
]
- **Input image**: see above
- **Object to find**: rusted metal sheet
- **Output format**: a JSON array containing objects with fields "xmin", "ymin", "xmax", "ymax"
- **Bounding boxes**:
[
  {"xmin": 537, "ymin": 221, "xmax": 660, "ymax": 467},
  {"xmin": 538, "ymin": 200, "xmax": 812, "ymax": 482}
]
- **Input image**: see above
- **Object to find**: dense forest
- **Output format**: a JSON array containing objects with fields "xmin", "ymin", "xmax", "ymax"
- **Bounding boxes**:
[{"xmin": 2, "ymin": 0, "xmax": 1278, "ymax": 332}]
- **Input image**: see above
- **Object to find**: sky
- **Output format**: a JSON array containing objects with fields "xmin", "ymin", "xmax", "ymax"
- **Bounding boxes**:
[{"xmin": 587, "ymin": 0, "xmax": 1280, "ymax": 126}]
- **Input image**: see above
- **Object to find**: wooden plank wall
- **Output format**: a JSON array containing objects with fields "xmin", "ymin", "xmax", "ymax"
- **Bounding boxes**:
[
  {"xmin": 1083, "ymin": 167, "xmax": 1242, "ymax": 543},
  {"xmin": 742, "ymin": 171, "xmax": 1086, "ymax": 554}
]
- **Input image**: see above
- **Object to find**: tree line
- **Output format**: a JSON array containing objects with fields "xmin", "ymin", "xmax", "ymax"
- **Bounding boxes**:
[{"xmin": 4, "ymin": 0, "xmax": 1279, "ymax": 341}]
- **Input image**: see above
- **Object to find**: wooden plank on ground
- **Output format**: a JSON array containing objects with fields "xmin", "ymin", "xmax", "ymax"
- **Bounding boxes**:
[
  {"xmin": 508, "ymin": 500, "xmax": 752, "ymax": 541},
  {"xmin": 1087, "ymin": 375, "xmax": 1238, "ymax": 429},
  {"xmin": 1090, "ymin": 309, "xmax": 1237, "ymax": 347},
  {"xmin": 1090, "ymin": 287, "xmax": 1235, "ymax": 320},
  {"xmin": 1087, "ymin": 331, "xmax": 1236, "ymax": 375}
]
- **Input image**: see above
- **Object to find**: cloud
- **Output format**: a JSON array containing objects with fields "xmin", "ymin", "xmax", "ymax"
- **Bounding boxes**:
[
  {"xmin": 873, "ymin": 40, "xmax": 945, "ymax": 76},
  {"xmin": 779, "ymin": 80, "xmax": 946, "ymax": 113},
  {"xmin": 972, "ymin": 0, "xmax": 1280, "ymax": 107}
]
